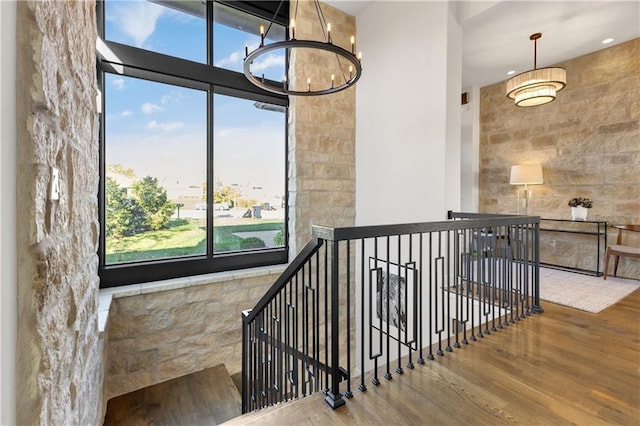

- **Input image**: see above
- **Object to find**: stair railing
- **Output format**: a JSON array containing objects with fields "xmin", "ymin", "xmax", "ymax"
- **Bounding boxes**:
[{"xmin": 241, "ymin": 212, "xmax": 541, "ymax": 414}]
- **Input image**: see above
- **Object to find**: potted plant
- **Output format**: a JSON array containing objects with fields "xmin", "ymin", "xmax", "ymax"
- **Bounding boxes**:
[{"xmin": 568, "ymin": 197, "xmax": 593, "ymax": 221}]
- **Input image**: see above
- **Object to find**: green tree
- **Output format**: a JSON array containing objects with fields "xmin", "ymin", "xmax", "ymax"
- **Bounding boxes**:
[
  {"xmin": 105, "ymin": 177, "xmax": 145, "ymax": 237},
  {"xmin": 130, "ymin": 176, "xmax": 175, "ymax": 231},
  {"xmin": 214, "ymin": 184, "xmax": 241, "ymax": 207}
]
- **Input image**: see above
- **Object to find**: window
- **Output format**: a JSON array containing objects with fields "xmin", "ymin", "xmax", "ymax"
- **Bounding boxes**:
[{"xmin": 98, "ymin": 0, "xmax": 289, "ymax": 287}]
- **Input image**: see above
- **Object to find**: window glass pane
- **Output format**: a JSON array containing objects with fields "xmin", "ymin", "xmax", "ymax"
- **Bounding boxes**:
[
  {"xmin": 105, "ymin": 0, "xmax": 206, "ymax": 63},
  {"xmin": 104, "ymin": 73, "xmax": 207, "ymax": 264},
  {"xmin": 213, "ymin": 2, "xmax": 286, "ymax": 81},
  {"xmin": 213, "ymin": 94, "xmax": 286, "ymax": 253}
]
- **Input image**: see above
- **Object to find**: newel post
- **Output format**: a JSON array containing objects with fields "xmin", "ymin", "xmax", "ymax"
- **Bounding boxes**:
[
  {"xmin": 325, "ymin": 239, "xmax": 345, "ymax": 409},
  {"xmin": 241, "ymin": 310, "xmax": 249, "ymax": 413}
]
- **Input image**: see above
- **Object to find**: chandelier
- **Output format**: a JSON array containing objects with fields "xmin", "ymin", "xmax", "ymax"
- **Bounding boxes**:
[
  {"xmin": 506, "ymin": 33, "xmax": 566, "ymax": 107},
  {"xmin": 243, "ymin": 0, "xmax": 362, "ymax": 96}
]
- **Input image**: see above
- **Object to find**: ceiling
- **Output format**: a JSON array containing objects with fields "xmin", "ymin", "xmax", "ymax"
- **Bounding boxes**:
[{"xmin": 325, "ymin": 0, "xmax": 640, "ymax": 89}]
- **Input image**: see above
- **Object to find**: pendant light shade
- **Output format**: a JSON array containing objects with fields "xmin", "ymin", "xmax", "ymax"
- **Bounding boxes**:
[{"xmin": 506, "ymin": 33, "xmax": 566, "ymax": 107}]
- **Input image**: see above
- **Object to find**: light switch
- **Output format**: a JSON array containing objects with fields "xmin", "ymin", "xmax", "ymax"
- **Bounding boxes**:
[{"xmin": 50, "ymin": 167, "xmax": 60, "ymax": 201}]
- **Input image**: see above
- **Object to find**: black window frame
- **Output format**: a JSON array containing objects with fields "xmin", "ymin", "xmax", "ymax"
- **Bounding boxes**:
[{"xmin": 97, "ymin": 0, "xmax": 290, "ymax": 288}]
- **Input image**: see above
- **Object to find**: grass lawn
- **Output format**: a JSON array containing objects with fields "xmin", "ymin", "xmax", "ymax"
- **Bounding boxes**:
[{"xmin": 106, "ymin": 218, "xmax": 284, "ymax": 264}]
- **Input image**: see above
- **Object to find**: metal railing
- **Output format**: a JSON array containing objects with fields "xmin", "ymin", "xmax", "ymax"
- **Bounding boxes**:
[{"xmin": 241, "ymin": 212, "xmax": 541, "ymax": 413}]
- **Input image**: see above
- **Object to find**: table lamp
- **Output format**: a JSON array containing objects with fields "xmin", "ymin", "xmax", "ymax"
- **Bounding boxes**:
[{"xmin": 510, "ymin": 164, "xmax": 543, "ymax": 215}]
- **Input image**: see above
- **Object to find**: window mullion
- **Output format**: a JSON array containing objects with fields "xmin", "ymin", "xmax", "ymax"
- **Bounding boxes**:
[
  {"xmin": 207, "ymin": 88, "xmax": 215, "ymax": 258},
  {"xmin": 207, "ymin": 1, "xmax": 215, "ymax": 258},
  {"xmin": 208, "ymin": 0, "xmax": 214, "ymax": 66}
]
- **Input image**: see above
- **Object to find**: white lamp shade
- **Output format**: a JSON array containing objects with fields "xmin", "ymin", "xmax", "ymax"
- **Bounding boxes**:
[
  {"xmin": 510, "ymin": 164, "xmax": 543, "ymax": 185},
  {"xmin": 506, "ymin": 67, "xmax": 566, "ymax": 107}
]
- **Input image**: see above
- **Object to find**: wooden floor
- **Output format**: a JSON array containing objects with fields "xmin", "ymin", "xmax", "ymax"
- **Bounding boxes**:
[
  {"xmin": 227, "ymin": 289, "xmax": 640, "ymax": 425},
  {"xmin": 104, "ymin": 364, "xmax": 241, "ymax": 425},
  {"xmin": 104, "ymin": 291, "xmax": 640, "ymax": 425}
]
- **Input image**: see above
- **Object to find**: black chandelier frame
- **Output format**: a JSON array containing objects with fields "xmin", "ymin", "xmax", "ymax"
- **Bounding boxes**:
[{"xmin": 243, "ymin": 0, "xmax": 363, "ymax": 96}]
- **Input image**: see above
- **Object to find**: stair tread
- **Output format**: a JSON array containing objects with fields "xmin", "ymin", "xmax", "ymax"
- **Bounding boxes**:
[{"xmin": 104, "ymin": 364, "xmax": 242, "ymax": 425}]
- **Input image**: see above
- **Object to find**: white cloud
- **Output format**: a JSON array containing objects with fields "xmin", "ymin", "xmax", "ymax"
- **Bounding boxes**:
[
  {"xmin": 141, "ymin": 102, "xmax": 163, "ymax": 114},
  {"xmin": 120, "ymin": 110, "xmax": 133, "ymax": 118},
  {"xmin": 109, "ymin": 1, "xmax": 165, "ymax": 47},
  {"xmin": 251, "ymin": 53, "xmax": 284, "ymax": 74},
  {"xmin": 148, "ymin": 120, "xmax": 184, "ymax": 132},
  {"xmin": 215, "ymin": 50, "xmax": 244, "ymax": 69},
  {"xmin": 112, "ymin": 78, "xmax": 125, "ymax": 90}
]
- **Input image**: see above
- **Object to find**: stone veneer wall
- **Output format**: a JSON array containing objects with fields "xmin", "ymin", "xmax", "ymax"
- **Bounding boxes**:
[
  {"xmin": 15, "ymin": 1, "xmax": 103, "ymax": 424},
  {"xmin": 104, "ymin": 0, "xmax": 357, "ymax": 400},
  {"xmin": 479, "ymin": 38, "xmax": 639, "ymax": 277},
  {"xmin": 289, "ymin": 0, "xmax": 356, "ymax": 253},
  {"xmin": 104, "ymin": 271, "xmax": 282, "ymax": 398}
]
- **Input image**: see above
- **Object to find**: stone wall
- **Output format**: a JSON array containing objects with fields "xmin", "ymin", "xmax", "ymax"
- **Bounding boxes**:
[
  {"xmin": 104, "ymin": 271, "xmax": 282, "ymax": 398},
  {"xmin": 479, "ymin": 38, "xmax": 640, "ymax": 277},
  {"xmin": 15, "ymin": 1, "xmax": 103, "ymax": 424},
  {"xmin": 289, "ymin": 0, "xmax": 357, "ymax": 253}
]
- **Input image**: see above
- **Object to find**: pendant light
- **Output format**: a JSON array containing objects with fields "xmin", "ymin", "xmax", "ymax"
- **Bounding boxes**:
[{"xmin": 506, "ymin": 33, "xmax": 566, "ymax": 107}]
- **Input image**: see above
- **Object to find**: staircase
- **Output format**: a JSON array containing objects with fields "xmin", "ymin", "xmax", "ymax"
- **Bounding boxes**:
[
  {"xmin": 104, "ymin": 212, "xmax": 542, "ymax": 423},
  {"xmin": 240, "ymin": 212, "xmax": 542, "ymax": 414},
  {"xmin": 103, "ymin": 364, "xmax": 242, "ymax": 425}
]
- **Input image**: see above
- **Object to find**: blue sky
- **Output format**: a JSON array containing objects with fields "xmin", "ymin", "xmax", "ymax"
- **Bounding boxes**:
[{"xmin": 104, "ymin": 0, "xmax": 285, "ymax": 201}]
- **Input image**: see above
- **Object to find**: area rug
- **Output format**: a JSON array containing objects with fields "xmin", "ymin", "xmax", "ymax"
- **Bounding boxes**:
[{"xmin": 539, "ymin": 267, "xmax": 640, "ymax": 313}]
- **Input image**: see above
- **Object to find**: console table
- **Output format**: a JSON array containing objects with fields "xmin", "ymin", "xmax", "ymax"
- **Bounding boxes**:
[{"xmin": 540, "ymin": 218, "xmax": 607, "ymax": 276}]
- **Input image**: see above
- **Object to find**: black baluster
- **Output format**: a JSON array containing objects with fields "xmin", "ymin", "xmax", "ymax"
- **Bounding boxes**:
[
  {"xmin": 359, "ymin": 238, "xmax": 367, "ymax": 392},
  {"xmin": 396, "ymin": 235, "xmax": 404, "ymax": 375},
  {"xmin": 417, "ymin": 233, "xmax": 425, "ymax": 364}
]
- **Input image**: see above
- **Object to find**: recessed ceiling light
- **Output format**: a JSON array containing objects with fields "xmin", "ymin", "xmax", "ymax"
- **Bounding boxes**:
[
  {"xmin": 602, "ymin": 38, "xmax": 614, "ymax": 44},
  {"xmin": 507, "ymin": 70, "xmax": 516, "ymax": 75}
]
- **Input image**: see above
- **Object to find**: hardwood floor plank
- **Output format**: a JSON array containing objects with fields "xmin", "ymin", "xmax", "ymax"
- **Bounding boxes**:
[{"xmin": 227, "ymin": 290, "xmax": 640, "ymax": 425}]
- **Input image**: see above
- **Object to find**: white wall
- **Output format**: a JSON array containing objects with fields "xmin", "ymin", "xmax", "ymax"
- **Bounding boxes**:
[
  {"xmin": 0, "ymin": 1, "xmax": 17, "ymax": 424},
  {"xmin": 445, "ymin": 2, "xmax": 462, "ymax": 212},
  {"xmin": 355, "ymin": 1, "xmax": 462, "ymax": 226}
]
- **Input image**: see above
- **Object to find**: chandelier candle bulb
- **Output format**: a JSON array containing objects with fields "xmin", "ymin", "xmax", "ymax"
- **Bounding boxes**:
[
  {"xmin": 358, "ymin": 52, "xmax": 362, "ymax": 61},
  {"xmin": 290, "ymin": 19, "xmax": 295, "ymax": 39},
  {"xmin": 331, "ymin": 74, "xmax": 335, "ymax": 88},
  {"xmin": 351, "ymin": 35, "xmax": 355, "ymax": 52}
]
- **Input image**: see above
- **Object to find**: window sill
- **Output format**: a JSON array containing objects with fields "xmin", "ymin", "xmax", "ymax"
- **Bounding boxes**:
[{"xmin": 97, "ymin": 264, "xmax": 287, "ymax": 333}]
